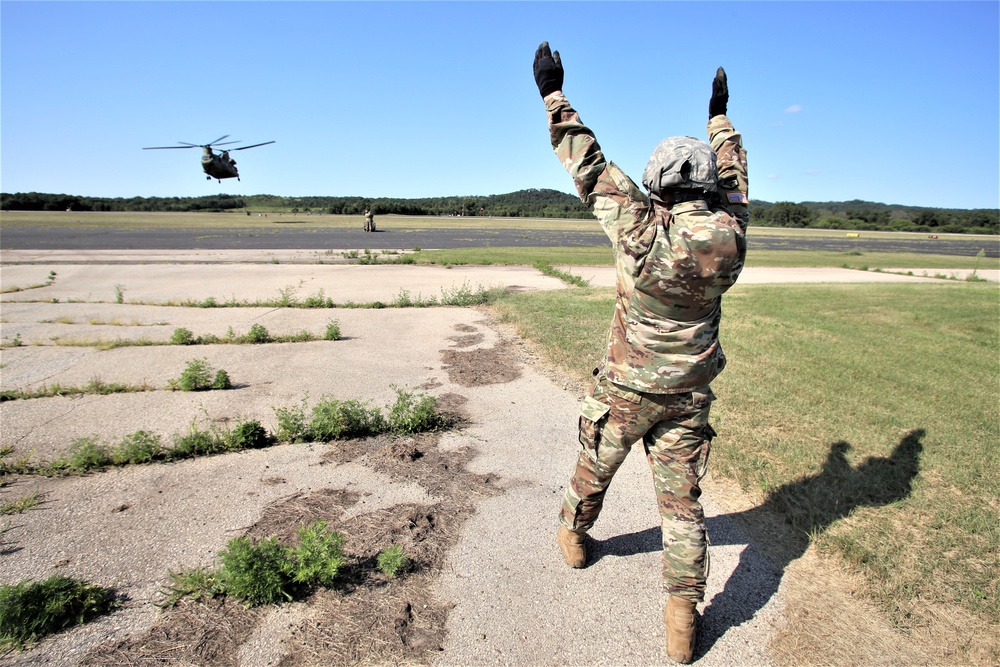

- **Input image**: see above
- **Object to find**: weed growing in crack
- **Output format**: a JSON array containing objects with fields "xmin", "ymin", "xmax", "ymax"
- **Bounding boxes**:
[
  {"xmin": 169, "ymin": 358, "xmax": 231, "ymax": 392},
  {"xmin": 439, "ymin": 281, "xmax": 505, "ymax": 306},
  {"xmin": 309, "ymin": 398, "xmax": 385, "ymax": 441},
  {"xmin": 5, "ymin": 387, "xmax": 448, "ymax": 475},
  {"xmin": 224, "ymin": 419, "xmax": 272, "ymax": 450},
  {"xmin": 273, "ymin": 396, "xmax": 310, "ymax": 443},
  {"xmin": 1, "ymin": 379, "xmax": 155, "ymax": 402},
  {"xmin": 110, "ymin": 431, "xmax": 164, "ymax": 465},
  {"xmin": 532, "ymin": 260, "xmax": 591, "ymax": 287},
  {"xmin": 171, "ymin": 421, "xmax": 226, "ymax": 458},
  {"xmin": 0, "ymin": 576, "xmax": 119, "ymax": 649},
  {"xmin": 243, "ymin": 324, "xmax": 272, "ymax": 344},
  {"xmin": 387, "ymin": 386, "xmax": 447, "ymax": 434},
  {"xmin": 324, "ymin": 319, "xmax": 342, "ymax": 341},
  {"xmin": 170, "ymin": 328, "xmax": 196, "ymax": 345},
  {"xmin": 0, "ymin": 489, "xmax": 43, "ymax": 515},
  {"xmin": 60, "ymin": 437, "xmax": 113, "ymax": 473}
]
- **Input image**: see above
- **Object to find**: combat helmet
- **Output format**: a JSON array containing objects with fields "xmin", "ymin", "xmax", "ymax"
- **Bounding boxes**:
[{"xmin": 641, "ymin": 136, "xmax": 718, "ymax": 201}]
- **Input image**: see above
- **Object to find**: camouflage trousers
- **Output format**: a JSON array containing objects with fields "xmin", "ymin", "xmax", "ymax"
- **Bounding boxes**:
[{"xmin": 559, "ymin": 373, "xmax": 716, "ymax": 603}]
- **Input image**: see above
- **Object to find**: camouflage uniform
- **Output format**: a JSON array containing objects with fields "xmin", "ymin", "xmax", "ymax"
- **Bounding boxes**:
[
  {"xmin": 364, "ymin": 209, "xmax": 375, "ymax": 232},
  {"xmin": 545, "ymin": 90, "xmax": 748, "ymax": 603}
]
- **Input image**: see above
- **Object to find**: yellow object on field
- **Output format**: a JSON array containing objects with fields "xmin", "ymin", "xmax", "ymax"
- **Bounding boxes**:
[{"xmin": 846, "ymin": 233, "xmax": 860, "ymax": 238}]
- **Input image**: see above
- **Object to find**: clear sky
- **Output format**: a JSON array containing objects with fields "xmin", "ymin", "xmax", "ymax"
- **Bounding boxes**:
[{"xmin": 2, "ymin": 1, "xmax": 998, "ymax": 209}]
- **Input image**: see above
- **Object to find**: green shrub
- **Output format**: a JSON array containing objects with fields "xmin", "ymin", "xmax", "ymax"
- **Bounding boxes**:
[
  {"xmin": 170, "ymin": 328, "xmax": 196, "ymax": 345},
  {"xmin": 111, "ymin": 430, "xmax": 164, "ymax": 465},
  {"xmin": 62, "ymin": 437, "xmax": 112, "ymax": 473},
  {"xmin": 0, "ymin": 576, "xmax": 119, "ymax": 649},
  {"xmin": 387, "ymin": 386, "xmax": 444, "ymax": 434},
  {"xmin": 217, "ymin": 537, "xmax": 292, "ymax": 606},
  {"xmin": 287, "ymin": 521, "xmax": 346, "ymax": 587},
  {"xmin": 242, "ymin": 324, "xmax": 272, "ymax": 344},
  {"xmin": 309, "ymin": 398, "xmax": 349, "ymax": 441},
  {"xmin": 176, "ymin": 358, "xmax": 215, "ymax": 392},
  {"xmin": 225, "ymin": 419, "xmax": 272, "ymax": 451},
  {"xmin": 324, "ymin": 320, "xmax": 342, "ymax": 341},
  {"xmin": 171, "ymin": 423, "xmax": 225, "ymax": 458},
  {"xmin": 212, "ymin": 369, "xmax": 232, "ymax": 390},
  {"xmin": 376, "ymin": 545, "xmax": 410, "ymax": 577},
  {"xmin": 273, "ymin": 400, "xmax": 309, "ymax": 443},
  {"xmin": 309, "ymin": 397, "xmax": 384, "ymax": 441},
  {"xmin": 303, "ymin": 290, "xmax": 330, "ymax": 308}
]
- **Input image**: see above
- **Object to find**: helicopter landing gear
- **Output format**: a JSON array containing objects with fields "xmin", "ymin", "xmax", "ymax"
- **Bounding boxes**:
[{"xmin": 206, "ymin": 176, "xmax": 211, "ymax": 180}]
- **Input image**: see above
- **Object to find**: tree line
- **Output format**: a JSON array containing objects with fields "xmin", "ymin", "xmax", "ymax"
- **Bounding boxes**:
[
  {"xmin": 2, "ymin": 191, "xmax": 997, "ymax": 234},
  {"xmin": 0, "ymin": 189, "xmax": 592, "ymax": 220},
  {"xmin": 751, "ymin": 200, "xmax": 998, "ymax": 234}
]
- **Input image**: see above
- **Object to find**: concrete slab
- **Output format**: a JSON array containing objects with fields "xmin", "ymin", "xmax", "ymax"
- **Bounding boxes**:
[{"xmin": 0, "ymin": 264, "xmax": 565, "ymax": 306}]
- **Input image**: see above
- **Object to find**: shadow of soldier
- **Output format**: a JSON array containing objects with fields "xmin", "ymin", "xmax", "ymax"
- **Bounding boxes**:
[{"xmin": 694, "ymin": 428, "xmax": 926, "ymax": 658}]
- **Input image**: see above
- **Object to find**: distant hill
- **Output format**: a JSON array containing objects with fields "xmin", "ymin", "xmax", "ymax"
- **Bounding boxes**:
[{"xmin": 2, "ymin": 191, "xmax": 996, "ymax": 234}]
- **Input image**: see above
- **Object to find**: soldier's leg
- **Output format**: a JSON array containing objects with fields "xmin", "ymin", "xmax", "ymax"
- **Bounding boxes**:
[
  {"xmin": 643, "ymin": 388, "xmax": 715, "ymax": 603},
  {"xmin": 559, "ymin": 378, "xmax": 661, "ymax": 533}
]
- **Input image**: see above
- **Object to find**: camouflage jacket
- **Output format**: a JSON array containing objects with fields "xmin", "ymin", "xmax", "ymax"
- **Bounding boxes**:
[{"xmin": 544, "ymin": 91, "xmax": 749, "ymax": 393}]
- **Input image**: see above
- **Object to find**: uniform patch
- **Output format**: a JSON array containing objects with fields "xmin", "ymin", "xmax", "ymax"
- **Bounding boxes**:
[{"xmin": 727, "ymin": 192, "xmax": 748, "ymax": 204}]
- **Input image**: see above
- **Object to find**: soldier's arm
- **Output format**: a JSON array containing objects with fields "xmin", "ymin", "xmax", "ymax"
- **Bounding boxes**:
[
  {"xmin": 544, "ymin": 90, "xmax": 651, "ymax": 245},
  {"xmin": 707, "ymin": 68, "xmax": 749, "ymax": 230},
  {"xmin": 708, "ymin": 116, "xmax": 749, "ymax": 230}
]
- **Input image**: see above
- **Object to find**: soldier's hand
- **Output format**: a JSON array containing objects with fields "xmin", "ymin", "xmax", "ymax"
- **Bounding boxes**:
[
  {"xmin": 533, "ymin": 41, "xmax": 564, "ymax": 98},
  {"xmin": 709, "ymin": 66, "xmax": 728, "ymax": 119}
]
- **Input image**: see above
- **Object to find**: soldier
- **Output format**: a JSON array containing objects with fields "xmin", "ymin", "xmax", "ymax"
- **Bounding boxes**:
[
  {"xmin": 364, "ymin": 208, "xmax": 376, "ymax": 232},
  {"xmin": 533, "ymin": 42, "xmax": 749, "ymax": 664}
]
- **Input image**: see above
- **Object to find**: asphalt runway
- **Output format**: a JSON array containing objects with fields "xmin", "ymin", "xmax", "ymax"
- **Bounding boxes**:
[{"xmin": 2, "ymin": 224, "xmax": 998, "ymax": 257}]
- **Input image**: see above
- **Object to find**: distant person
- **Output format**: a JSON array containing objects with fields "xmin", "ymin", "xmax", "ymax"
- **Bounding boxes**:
[
  {"xmin": 364, "ymin": 208, "xmax": 376, "ymax": 232},
  {"xmin": 533, "ymin": 42, "xmax": 749, "ymax": 664}
]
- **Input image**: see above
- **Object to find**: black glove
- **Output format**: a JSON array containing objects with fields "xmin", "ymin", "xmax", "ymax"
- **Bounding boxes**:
[
  {"xmin": 533, "ymin": 41, "xmax": 563, "ymax": 98},
  {"xmin": 709, "ymin": 66, "xmax": 728, "ymax": 119}
]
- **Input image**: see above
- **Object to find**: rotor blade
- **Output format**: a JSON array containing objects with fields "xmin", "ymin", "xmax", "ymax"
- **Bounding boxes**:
[
  {"xmin": 231, "ymin": 140, "xmax": 276, "ymax": 151},
  {"xmin": 177, "ymin": 142, "xmax": 202, "ymax": 147},
  {"xmin": 212, "ymin": 140, "xmax": 241, "ymax": 147},
  {"xmin": 207, "ymin": 135, "xmax": 230, "ymax": 146},
  {"xmin": 143, "ymin": 145, "xmax": 196, "ymax": 150}
]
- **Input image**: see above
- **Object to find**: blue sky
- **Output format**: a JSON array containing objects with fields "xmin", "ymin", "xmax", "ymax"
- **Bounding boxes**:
[{"xmin": 2, "ymin": 1, "xmax": 998, "ymax": 209}]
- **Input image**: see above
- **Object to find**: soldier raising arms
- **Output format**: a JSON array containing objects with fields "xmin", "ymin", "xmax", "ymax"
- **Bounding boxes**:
[{"xmin": 533, "ymin": 41, "xmax": 749, "ymax": 664}]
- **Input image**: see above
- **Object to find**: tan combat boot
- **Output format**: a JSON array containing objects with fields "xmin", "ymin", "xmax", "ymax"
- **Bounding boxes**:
[
  {"xmin": 556, "ymin": 526, "xmax": 586, "ymax": 568},
  {"xmin": 664, "ymin": 596, "xmax": 697, "ymax": 663}
]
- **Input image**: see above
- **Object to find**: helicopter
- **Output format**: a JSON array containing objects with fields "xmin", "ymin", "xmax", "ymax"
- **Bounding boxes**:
[{"xmin": 143, "ymin": 135, "xmax": 274, "ymax": 182}]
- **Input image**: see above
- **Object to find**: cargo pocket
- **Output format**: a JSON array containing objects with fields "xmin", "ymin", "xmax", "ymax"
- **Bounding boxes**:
[{"xmin": 579, "ymin": 395, "xmax": 611, "ymax": 454}]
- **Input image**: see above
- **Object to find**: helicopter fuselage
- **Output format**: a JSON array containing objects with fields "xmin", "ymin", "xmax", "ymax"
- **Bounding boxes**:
[{"xmin": 201, "ymin": 148, "xmax": 239, "ymax": 181}]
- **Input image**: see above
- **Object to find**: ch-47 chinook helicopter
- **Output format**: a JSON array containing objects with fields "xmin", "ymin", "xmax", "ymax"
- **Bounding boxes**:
[{"xmin": 143, "ymin": 135, "xmax": 275, "ymax": 182}]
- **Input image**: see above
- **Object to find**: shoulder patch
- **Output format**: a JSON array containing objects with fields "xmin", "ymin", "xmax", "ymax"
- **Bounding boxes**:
[{"xmin": 727, "ymin": 192, "xmax": 749, "ymax": 204}]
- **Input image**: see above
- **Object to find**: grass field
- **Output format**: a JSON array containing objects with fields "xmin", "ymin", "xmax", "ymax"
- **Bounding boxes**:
[{"xmin": 492, "ymin": 281, "xmax": 999, "ymax": 660}]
